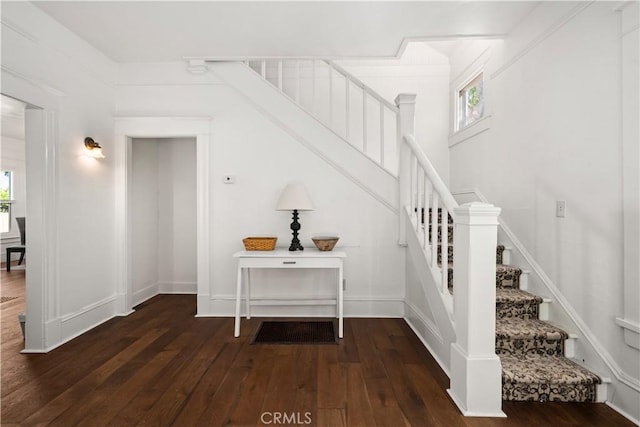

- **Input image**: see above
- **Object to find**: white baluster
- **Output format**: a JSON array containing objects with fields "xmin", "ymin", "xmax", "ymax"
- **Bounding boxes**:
[
  {"xmin": 416, "ymin": 166, "xmax": 422, "ymax": 234},
  {"xmin": 441, "ymin": 206, "xmax": 449, "ymax": 294},
  {"xmin": 261, "ymin": 60, "xmax": 266, "ymax": 79},
  {"xmin": 363, "ymin": 89, "xmax": 368, "ymax": 154},
  {"xmin": 409, "ymin": 154, "xmax": 416, "ymax": 225},
  {"xmin": 312, "ymin": 60, "xmax": 316, "ymax": 114},
  {"xmin": 423, "ymin": 175, "xmax": 430, "ymax": 250},
  {"xmin": 380, "ymin": 103, "xmax": 385, "ymax": 167},
  {"xmin": 278, "ymin": 60, "xmax": 283, "ymax": 90},
  {"xmin": 295, "ymin": 61, "xmax": 301, "ymax": 104},
  {"xmin": 329, "ymin": 63, "xmax": 334, "ymax": 127},
  {"xmin": 345, "ymin": 77, "xmax": 350, "ymax": 141},
  {"xmin": 431, "ymin": 194, "xmax": 439, "ymax": 268}
]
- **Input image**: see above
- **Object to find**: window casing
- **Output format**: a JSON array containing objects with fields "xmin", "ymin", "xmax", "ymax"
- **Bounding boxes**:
[{"xmin": 457, "ymin": 72, "xmax": 484, "ymax": 131}]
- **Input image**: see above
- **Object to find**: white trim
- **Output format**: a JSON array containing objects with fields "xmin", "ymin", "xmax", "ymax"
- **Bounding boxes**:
[
  {"xmin": 113, "ymin": 117, "xmax": 212, "ymax": 317},
  {"xmin": 404, "ymin": 300, "xmax": 444, "ymax": 345},
  {"xmin": 158, "ymin": 281, "xmax": 197, "ymax": 294},
  {"xmin": 133, "ymin": 283, "xmax": 159, "ymax": 307},
  {"xmin": 616, "ymin": 317, "xmax": 640, "ymax": 350},
  {"xmin": 403, "ymin": 305, "xmax": 450, "ymax": 377},
  {"xmin": 197, "ymin": 295, "xmax": 404, "ymax": 318},
  {"xmin": 24, "ymin": 295, "xmax": 118, "ymax": 354},
  {"xmin": 449, "ymin": 115, "xmax": 492, "ymax": 148}
]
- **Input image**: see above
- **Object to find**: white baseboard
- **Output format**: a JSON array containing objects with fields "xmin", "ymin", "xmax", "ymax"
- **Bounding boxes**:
[
  {"xmin": 197, "ymin": 294, "xmax": 404, "ymax": 318},
  {"xmin": 133, "ymin": 283, "xmax": 159, "ymax": 306},
  {"xmin": 404, "ymin": 301, "xmax": 450, "ymax": 377},
  {"xmin": 158, "ymin": 281, "xmax": 197, "ymax": 294},
  {"xmin": 23, "ymin": 295, "xmax": 119, "ymax": 353}
]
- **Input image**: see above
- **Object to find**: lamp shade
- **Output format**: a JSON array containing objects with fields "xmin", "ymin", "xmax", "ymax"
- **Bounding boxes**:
[{"xmin": 276, "ymin": 183, "xmax": 314, "ymax": 211}]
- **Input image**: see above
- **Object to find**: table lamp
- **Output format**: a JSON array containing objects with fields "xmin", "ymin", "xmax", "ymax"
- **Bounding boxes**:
[{"xmin": 276, "ymin": 183, "xmax": 314, "ymax": 251}]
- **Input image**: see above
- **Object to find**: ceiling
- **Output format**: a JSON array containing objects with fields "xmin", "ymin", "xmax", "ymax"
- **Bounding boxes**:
[{"xmin": 32, "ymin": 1, "xmax": 539, "ymax": 63}]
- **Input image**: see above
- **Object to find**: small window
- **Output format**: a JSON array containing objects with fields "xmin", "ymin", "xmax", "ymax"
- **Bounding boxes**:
[
  {"xmin": 457, "ymin": 72, "xmax": 484, "ymax": 130},
  {"xmin": 0, "ymin": 171, "xmax": 13, "ymax": 233}
]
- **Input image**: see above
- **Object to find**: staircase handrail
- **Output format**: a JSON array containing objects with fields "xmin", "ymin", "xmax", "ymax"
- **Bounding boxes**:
[
  {"xmin": 403, "ymin": 134, "xmax": 458, "ymax": 215},
  {"xmin": 326, "ymin": 60, "xmax": 399, "ymax": 113}
]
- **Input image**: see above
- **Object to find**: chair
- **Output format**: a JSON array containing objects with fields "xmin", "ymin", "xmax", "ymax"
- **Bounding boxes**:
[{"xmin": 6, "ymin": 217, "xmax": 25, "ymax": 272}]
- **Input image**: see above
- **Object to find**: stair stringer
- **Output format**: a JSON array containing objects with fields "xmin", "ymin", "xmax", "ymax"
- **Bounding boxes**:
[
  {"xmin": 208, "ymin": 61, "xmax": 398, "ymax": 214},
  {"xmin": 403, "ymin": 207, "xmax": 456, "ymax": 376},
  {"xmin": 453, "ymin": 189, "xmax": 640, "ymax": 417}
]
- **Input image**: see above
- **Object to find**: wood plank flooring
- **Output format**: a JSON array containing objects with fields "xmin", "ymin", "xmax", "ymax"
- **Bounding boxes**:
[{"xmin": 1, "ymin": 269, "xmax": 635, "ymax": 426}]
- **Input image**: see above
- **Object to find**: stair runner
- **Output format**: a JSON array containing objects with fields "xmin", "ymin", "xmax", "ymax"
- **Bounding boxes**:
[{"xmin": 428, "ymin": 209, "xmax": 601, "ymax": 402}]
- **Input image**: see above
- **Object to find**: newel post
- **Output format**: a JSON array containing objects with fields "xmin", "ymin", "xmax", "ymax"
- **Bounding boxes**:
[
  {"xmin": 395, "ymin": 93, "xmax": 416, "ymax": 246},
  {"xmin": 448, "ymin": 202, "xmax": 505, "ymax": 417}
]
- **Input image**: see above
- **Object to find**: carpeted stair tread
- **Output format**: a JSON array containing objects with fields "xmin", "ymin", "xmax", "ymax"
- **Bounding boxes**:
[
  {"xmin": 496, "ymin": 264, "xmax": 521, "ymax": 288},
  {"xmin": 496, "ymin": 318, "xmax": 568, "ymax": 356},
  {"xmin": 445, "ymin": 263, "xmax": 522, "ymax": 289},
  {"xmin": 496, "ymin": 289, "xmax": 543, "ymax": 319},
  {"xmin": 501, "ymin": 354, "xmax": 600, "ymax": 402}
]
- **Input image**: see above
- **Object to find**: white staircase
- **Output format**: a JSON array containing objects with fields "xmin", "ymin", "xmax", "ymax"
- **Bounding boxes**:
[{"xmin": 195, "ymin": 57, "xmax": 609, "ymax": 415}]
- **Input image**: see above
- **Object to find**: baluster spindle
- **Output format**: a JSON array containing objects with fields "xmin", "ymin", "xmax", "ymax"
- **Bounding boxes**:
[
  {"xmin": 261, "ymin": 60, "xmax": 266, "ymax": 79},
  {"xmin": 363, "ymin": 89, "xmax": 368, "ymax": 154},
  {"xmin": 409, "ymin": 154, "xmax": 416, "ymax": 224},
  {"xmin": 295, "ymin": 61, "xmax": 301, "ymax": 103},
  {"xmin": 345, "ymin": 78, "xmax": 350, "ymax": 141},
  {"xmin": 431, "ymin": 194, "xmax": 439, "ymax": 268},
  {"xmin": 329, "ymin": 63, "xmax": 334, "ymax": 127},
  {"xmin": 380, "ymin": 103, "xmax": 385, "ymax": 167},
  {"xmin": 423, "ymin": 175, "xmax": 429, "ymax": 250},
  {"xmin": 441, "ymin": 206, "xmax": 449, "ymax": 293},
  {"xmin": 416, "ymin": 167, "xmax": 422, "ymax": 234},
  {"xmin": 312, "ymin": 60, "xmax": 316, "ymax": 114},
  {"xmin": 278, "ymin": 60, "xmax": 283, "ymax": 90}
]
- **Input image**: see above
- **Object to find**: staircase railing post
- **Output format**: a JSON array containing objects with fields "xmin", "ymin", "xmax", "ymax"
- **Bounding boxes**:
[
  {"xmin": 448, "ymin": 202, "xmax": 505, "ymax": 417},
  {"xmin": 395, "ymin": 93, "xmax": 416, "ymax": 246}
]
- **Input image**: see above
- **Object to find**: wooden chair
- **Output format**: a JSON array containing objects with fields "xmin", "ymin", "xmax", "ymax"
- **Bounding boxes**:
[{"xmin": 6, "ymin": 217, "xmax": 25, "ymax": 272}]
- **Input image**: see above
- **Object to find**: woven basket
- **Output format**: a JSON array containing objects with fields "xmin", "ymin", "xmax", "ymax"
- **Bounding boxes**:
[{"xmin": 243, "ymin": 237, "xmax": 277, "ymax": 251}]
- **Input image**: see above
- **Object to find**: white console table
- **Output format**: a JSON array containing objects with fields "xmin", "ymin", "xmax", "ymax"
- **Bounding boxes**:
[{"xmin": 233, "ymin": 249, "xmax": 346, "ymax": 338}]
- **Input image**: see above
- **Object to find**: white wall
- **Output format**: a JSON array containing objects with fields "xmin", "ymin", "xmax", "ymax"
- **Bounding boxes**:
[
  {"xmin": 448, "ymin": 2, "xmax": 639, "ymax": 422},
  {"xmin": 131, "ymin": 137, "xmax": 197, "ymax": 305},
  {"xmin": 157, "ymin": 138, "xmax": 197, "ymax": 292},
  {"xmin": 116, "ymin": 62, "xmax": 405, "ymax": 318},
  {"xmin": 1, "ymin": 1, "xmax": 117, "ymax": 350},
  {"xmin": 131, "ymin": 138, "xmax": 159, "ymax": 303}
]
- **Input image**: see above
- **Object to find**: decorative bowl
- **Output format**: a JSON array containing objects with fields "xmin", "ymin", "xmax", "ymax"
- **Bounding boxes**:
[{"xmin": 312, "ymin": 236, "xmax": 339, "ymax": 251}]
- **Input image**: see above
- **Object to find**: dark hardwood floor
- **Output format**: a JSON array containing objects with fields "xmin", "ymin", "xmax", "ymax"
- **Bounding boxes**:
[{"xmin": 1, "ymin": 268, "xmax": 634, "ymax": 426}]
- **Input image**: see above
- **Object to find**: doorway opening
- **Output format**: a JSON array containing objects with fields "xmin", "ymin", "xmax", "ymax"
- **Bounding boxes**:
[{"xmin": 130, "ymin": 137, "xmax": 197, "ymax": 306}]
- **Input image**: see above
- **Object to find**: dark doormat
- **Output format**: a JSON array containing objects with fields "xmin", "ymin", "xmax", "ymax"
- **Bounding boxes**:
[{"xmin": 252, "ymin": 321, "xmax": 337, "ymax": 345}]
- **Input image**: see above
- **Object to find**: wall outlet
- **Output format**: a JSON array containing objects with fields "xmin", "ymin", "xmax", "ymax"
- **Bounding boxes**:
[
  {"xmin": 223, "ymin": 175, "xmax": 235, "ymax": 184},
  {"xmin": 556, "ymin": 201, "xmax": 566, "ymax": 218}
]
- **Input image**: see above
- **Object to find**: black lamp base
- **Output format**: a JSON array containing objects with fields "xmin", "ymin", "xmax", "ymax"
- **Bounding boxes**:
[{"xmin": 288, "ymin": 209, "xmax": 304, "ymax": 251}]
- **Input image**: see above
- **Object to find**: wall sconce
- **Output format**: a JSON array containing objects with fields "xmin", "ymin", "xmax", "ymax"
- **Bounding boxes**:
[{"xmin": 84, "ymin": 137, "xmax": 105, "ymax": 159}]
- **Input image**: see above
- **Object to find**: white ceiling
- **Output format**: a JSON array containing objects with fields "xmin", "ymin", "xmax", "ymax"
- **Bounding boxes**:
[{"xmin": 32, "ymin": 1, "xmax": 539, "ymax": 63}]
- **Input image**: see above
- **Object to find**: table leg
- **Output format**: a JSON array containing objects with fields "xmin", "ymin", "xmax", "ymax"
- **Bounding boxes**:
[
  {"xmin": 338, "ymin": 265, "xmax": 344, "ymax": 338},
  {"xmin": 234, "ymin": 266, "xmax": 243, "ymax": 337},
  {"xmin": 246, "ymin": 269, "xmax": 251, "ymax": 319}
]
